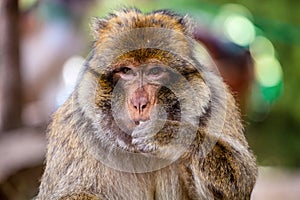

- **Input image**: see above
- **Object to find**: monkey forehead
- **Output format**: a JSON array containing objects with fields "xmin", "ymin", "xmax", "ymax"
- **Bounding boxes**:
[
  {"xmin": 95, "ymin": 29, "xmax": 192, "ymax": 56},
  {"xmin": 111, "ymin": 52, "xmax": 198, "ymax": 75},
  {"xmin": 112, "ymin": 57, "xmax": 157, "ymax": 68},
  {"xmin": 113, "ymin": 51, "xmax": 175, "ymax": 66}
]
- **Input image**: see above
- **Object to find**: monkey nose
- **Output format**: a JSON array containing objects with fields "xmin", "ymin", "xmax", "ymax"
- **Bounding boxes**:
[{"xmin": 131, "ymin": 96, "xmax": 148, "ymax": 113}]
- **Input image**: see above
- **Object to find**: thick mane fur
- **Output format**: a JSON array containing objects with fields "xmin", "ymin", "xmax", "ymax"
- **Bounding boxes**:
[{"xmin": 91, "ymin": 8, "xmax": 193, "ymax": 41}]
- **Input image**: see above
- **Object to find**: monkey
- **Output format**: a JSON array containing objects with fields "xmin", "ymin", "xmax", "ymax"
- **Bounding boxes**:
[{"xmin": 37, "ymin": 8, "xmax": 257, "ymax": 200}]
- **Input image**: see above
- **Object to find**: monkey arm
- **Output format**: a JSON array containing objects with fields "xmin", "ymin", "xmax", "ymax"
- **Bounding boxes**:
[
  {"xmin": 190, "ymin": 90, "xmax": 258, "ymax": 199},
  {"xmin": 191, "ymin": 133, "xmax": 257, "ymax": 200},
  {"xmin": 132, "ymin": 118, "xmax": 257, "ymax": 199}
]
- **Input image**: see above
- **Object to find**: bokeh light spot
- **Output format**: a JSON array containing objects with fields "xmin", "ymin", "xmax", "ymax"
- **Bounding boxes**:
[
  {"xmin": 224, "ymin": 15, "xmax": 256, "ymax": 46},
  {"xmin": 62, "ymin": 56, "xmax": 84, "ymax": 86},
  {"xmin": 56, "ymin": 55, "xmax": 85, "ymax": 106},
  {"xmin": 250, "ymin": 36, "xmax": 275, "ymax": 61},
  {"xmin": 255, "ymin": 56, "xmax": 283, "ymax": 87}
]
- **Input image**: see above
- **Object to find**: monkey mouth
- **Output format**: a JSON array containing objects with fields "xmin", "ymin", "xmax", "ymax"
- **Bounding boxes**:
[
  {"xmin": 134, "ymin": 119, "xmax": 148, "ymax": 126},
  {"xmin": 129, "ymin": 107, "xmax": 152, "ymax": 126},
  {"xmin": 131, "ymin": 113, "xmax": 151, "ymax": 126}
]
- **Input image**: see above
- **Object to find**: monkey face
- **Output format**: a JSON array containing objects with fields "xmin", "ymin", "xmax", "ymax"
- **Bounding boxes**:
[
  {"xmin": 107, "ymin": 49, "xmax": 202, "ymax": 138},
  {"xmin": 112, "ymin": 57, "xmax": 177, "ymax": 126},
  {"xmin": 114, "ymin": 62, "xmax": 168, "ymax": 123}
]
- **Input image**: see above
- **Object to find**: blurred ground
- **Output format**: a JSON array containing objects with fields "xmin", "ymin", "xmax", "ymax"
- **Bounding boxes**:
[
  {"xmin": 252, "ymin": 167, "xmax": 300, "ymax": 200},
  {"xmin": 0, "ymin": 128, "xmax": 45, "ymax": 181}
]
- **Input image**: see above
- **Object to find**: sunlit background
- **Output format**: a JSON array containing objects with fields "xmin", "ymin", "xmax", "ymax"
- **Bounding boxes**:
[{"xmin": 0, "ymin": 0, "xmax": 299, "ymax": 199}]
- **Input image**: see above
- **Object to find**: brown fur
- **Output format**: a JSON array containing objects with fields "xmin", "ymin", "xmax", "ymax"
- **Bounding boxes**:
[{"xmin": 37, "ymin": 8, "xmax": 257, "ymax": 200}]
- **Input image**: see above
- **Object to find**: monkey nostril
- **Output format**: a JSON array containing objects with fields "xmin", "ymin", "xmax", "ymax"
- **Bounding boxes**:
[
  {"xmin": 131, "ymin": 97, "xmax": 148, "ymax": 112},
  {"xmin": 141, "ymin": 104, "xmax": 147, "ymax": 110},
  {"xmin": 138, "ymin": 96, "xmax": 148, "ymax": 111},
  {"xmin": 131, "ymin": 88, "xmax": 149, "ymax": 114}
]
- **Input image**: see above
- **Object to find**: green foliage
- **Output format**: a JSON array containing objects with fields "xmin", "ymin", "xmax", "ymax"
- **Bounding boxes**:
[{"xmin": 203, "ymin": 0, "xmax": 300, "ymax": 167}]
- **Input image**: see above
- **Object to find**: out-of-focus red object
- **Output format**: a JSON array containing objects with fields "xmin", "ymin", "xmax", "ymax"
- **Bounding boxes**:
[{"xmin": 193, "ymin": 27, "xmax": 254, "ymax": 108}]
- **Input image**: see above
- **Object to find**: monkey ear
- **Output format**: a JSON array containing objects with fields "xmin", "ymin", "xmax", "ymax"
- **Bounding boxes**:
[{"xmin": 90, "ymin": 17, "xmax": 108, "ymax": 40}]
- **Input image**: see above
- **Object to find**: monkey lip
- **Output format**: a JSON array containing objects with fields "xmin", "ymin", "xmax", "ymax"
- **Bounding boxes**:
[
  {"xmin": 131, "ymin": 113, "xmax": 150, "ymax": 125},
  {"xmin": 134, "ymin": 120, "xmax": 148, "ymax": 126}
]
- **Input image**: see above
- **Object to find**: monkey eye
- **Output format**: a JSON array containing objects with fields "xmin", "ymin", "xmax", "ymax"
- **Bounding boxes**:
[
  {"xmin": 120, "ymin": 67, "xmax": 134, "ymax": 74},
  {"xmin": 117, "ymin": 66, "xmax": 136, "ymax": 80},
  {"xmin": 148, "ymin": 67, "xmax": 164, "ymax": 76}
]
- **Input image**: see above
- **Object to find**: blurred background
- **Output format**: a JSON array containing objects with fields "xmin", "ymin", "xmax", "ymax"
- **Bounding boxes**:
[{"xmin": 0, "ymin": 0, "xmax": 299, "ymax": 199}]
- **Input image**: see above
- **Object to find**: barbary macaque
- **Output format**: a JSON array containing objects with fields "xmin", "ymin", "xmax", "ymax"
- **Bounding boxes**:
[{"xmin": 37, "ymin": 8, "xmax": 257, "ymax": 200}]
